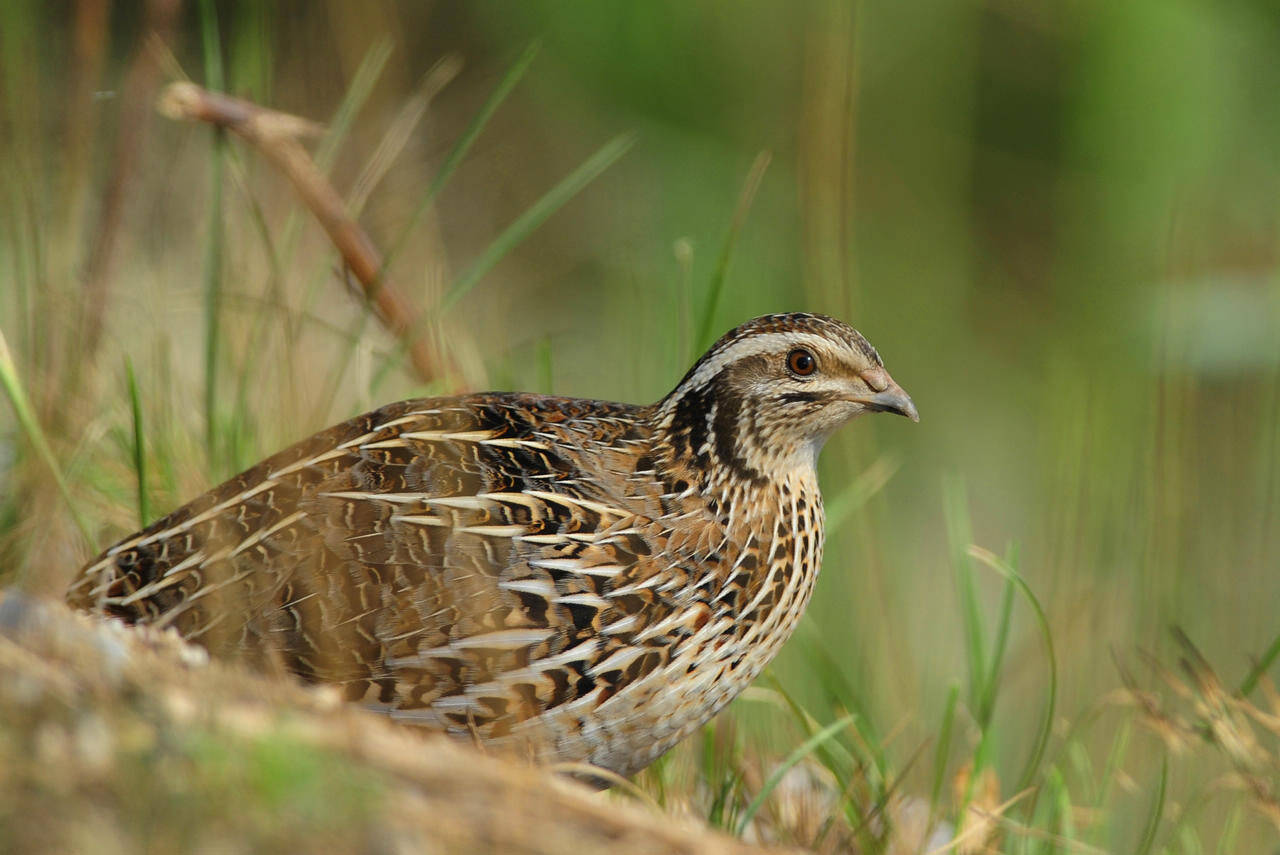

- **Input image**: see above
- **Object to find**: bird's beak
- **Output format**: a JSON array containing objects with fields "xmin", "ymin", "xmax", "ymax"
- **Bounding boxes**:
[{"xmin": 850, "ymin": 374, "xmax": 919, "ymax": 422}]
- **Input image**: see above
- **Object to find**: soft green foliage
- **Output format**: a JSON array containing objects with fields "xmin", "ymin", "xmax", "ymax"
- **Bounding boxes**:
[
  {"xmin": 1, "ymin": 1, "xmax": 1278, "ymax": 851},
  {"xmin": 182, "ymin": 730, "xmax": 385, "ymax": 836}
]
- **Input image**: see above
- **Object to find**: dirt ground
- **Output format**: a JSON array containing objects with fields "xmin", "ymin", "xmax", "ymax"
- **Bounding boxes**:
[{"xmin": 0, "ymin": 590, "xmax": 787, "ymax": 855}]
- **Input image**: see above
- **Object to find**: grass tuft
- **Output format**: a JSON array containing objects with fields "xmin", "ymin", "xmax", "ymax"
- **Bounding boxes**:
[{"xmin": 735, "ymin": 713, "xmax": 856, "ymax": 837}]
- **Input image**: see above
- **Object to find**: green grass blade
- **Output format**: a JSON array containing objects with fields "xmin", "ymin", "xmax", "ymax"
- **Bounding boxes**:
[
  {"xmin": 707, "ymin": 770, "xmax": 741, "ymax": 831},
  {"xmin": 199, "ymin": 0, "xmax": 226, "ymax": 464},
  {"xmin": 371, "ymin": 132, "xmax": 633, "ymax": 390},
  {"xmin": 968, "ymin": 545, "xmax": 1058, "ymax": 793},
  {"xmin": 823, "ymin": 453, "xmax": 901, "ymax": 531},
  {"xmin": 349, "ymin": 54, "xmax": 463, "ymax": 217},
  {"xmin": 761, "ymin": 673, "xmax": 862, "ymax": 799},
  {"xmin": 695, "ymin": 150, "xmax": 771, "ymax": 353},
  {"xmin": 945, "ymin": 475, "xmax": 987, "ymax": 713},
  {"xmin": 202, "ymin": 140, "xmax": 225, "ymax": 462},
  {"xmin": 316, "ymin": 39, "xmax": 393, "ymax": 173},
  {"xmin": 155, "ymin": 336, "xmax": 180, "ymax": 501},
  {"xmin": 1067, "ymin": 739, "xmax": 1097, "ymax": 806},
  {"xmin": 426, "ymin": 41, "xmax": 538, "ymax": 200},
  {"xmin": 977, "ymin": 542, "xmax": 1019, "ymax": 727},
  {"xmin": 733, "ymin": 713, "xmax": 856, "ymax": 837},
  {"xmin": 198, "ymin": 0, "xmax": 224, "ymax": 90},
  {"xmin": 759, "ymin": 674, "xmax": 862, "ymax": 802},
  {"xmin": 222, "ymin": 144, "xmax": 289, "ymax": 449},
  {"xmin": 385, "ymin": 41, "xmax": 541, "ymax": 269},
  {"xmin": 959, "ymin": 721, "xmax": 997, "ymax": 823},
  {"xmin": 537, "ymin": 336, "xmax": 554, "ymax": 394},
  {"xmin": 671, "ymin": 237, "xmax": 697, "ymax": 369},
  {"xmin": 1214, "ymin": 804, "xmax": 1241, "ymax": 855},
  {"xmin": 285, "ymin": 41, "xmax": 393, "ymax": 328},
  {"xmin": 227, "ymin": 1, "xmax": 273, "ymax": 100},
  {"xmin": 928, "ymin": 683, "xmax": 960, "ymax": 824},
  {"xmin": 1046, "ymin": 765, "xmax": 1077, "ymax": 844},
  {"xmin": 784, "ymin": 626, "xmax": 889, "ymax": 790},
  {"xmin": 125, "ymin": 357, "xmax": 151, "ymax": 527},
  {"xmin": 1095, "ymin": 717, "xmax": 1130, "ymax": 817},
  {"xmin": 1238, "ymin": 630, "xmax": 1280, "ymax": 698},
  {"xmin": 1134, "ymin": 757, "xmax": 1168, "ymax": 855},
  {"xmin": 439, "ymin": 132, "xmax": 635, "ymax": 314},
  {"xmin": 0, "ymin": 329, "xmax": 92, "ymax": 543}
]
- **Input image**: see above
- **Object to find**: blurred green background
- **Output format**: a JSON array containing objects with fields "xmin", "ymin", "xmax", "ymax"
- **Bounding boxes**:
[{"xmin": 2, "ymin": 0, "xmax": 1279, "ymax": 849}]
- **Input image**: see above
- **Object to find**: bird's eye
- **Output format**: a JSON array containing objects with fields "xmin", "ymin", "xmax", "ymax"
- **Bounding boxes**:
[{"xmin": 787, "ymin": 349, "xmax": 817, "ymax": 376}]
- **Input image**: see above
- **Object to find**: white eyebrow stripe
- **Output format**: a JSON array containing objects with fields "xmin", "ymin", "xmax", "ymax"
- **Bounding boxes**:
[{"xmin": 672, "ymin": 331, "xmax": 837, "ymax": 395}]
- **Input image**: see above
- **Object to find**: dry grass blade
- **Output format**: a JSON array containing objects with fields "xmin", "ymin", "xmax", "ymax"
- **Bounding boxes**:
[
  {"xmin": 1124, "ymin": 632, "xmax": 1280, "ymax": 833},
  {"xmin": 348, "ymin": 54, "xmax": 464, "ymax": 215},
  {"xmin": 547, "ymin": 762, "xmax": 663, "ymax": 811},
  {"xmin": 157, "ymin": 81, "xmax": 454, "ymax": 388},
  {"xmin": 965, "ymin": 803, "xmax": 1110, "ymax": 854},
  {"xmin": 925, "ymin": 787, "xmax": 1033, "ymax": 855},
  {"xmin": 1173, "ymin": 630, "xmax": 1272, "ymax": 774},
  {"xmin": 1110, "ymin": 662, "xmax": 1194, "ymax": 756}
]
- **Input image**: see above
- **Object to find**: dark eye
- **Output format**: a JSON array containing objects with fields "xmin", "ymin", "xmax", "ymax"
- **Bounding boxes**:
[{"xmin": 787, "ymin": 349, "xmax": 817, "ymax": 376}]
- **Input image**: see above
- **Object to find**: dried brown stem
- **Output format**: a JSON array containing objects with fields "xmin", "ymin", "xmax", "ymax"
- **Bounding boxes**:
[{"xmin": 158, "ymin": 77, "xmax": 458, "ymax": 387}]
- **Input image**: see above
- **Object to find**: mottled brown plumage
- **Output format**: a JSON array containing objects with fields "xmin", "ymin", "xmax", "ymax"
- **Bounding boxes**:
[{"xmin": 67, "ymin": 313, "xmax": 917, "ymax": 776}]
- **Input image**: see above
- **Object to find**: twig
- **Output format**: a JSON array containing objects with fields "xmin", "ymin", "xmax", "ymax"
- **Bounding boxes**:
[{"xmin": 157, "ymin": 79, "xmax": 457, "ymax": 387}]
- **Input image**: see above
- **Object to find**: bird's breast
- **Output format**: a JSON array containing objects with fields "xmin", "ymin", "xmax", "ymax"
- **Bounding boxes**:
[{"xmin": 553, "ymin": 473, "xmax": 825, "ymax": 775}]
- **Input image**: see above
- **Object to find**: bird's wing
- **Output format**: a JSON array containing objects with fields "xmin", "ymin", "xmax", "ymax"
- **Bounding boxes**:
[{"xmin": 67, "ymin": 394, "xmax": 718, "ymax": 742}]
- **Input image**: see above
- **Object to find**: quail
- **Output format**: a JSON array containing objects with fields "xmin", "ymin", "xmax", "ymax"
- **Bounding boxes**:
[{"xmin": 67, "ymin": 313, "xmax": 918, "ymax": 777}]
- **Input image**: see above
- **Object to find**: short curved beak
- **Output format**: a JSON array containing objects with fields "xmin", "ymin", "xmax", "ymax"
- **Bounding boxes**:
[{"xmin": 851, "ymin": 378, "xmax": 919, "ymax": 422}]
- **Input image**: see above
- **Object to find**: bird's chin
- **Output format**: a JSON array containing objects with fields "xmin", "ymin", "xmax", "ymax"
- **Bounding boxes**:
[
  {"xmin": 799, "ymin": 404, "xmax": 874, "ymax": 454},
  {"xmin": 802, "ymin": 420, "xmax": 849, "ymax": 461}
]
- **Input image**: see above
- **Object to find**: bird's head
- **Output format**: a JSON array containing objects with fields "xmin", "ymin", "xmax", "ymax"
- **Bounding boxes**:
[{"xmin": 655, "ymin": 313, "xmax": 918, "ymax": 483}]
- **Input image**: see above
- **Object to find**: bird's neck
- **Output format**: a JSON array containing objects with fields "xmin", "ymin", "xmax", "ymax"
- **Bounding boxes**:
[
  {"xmin": 642, "ymin": 395, "xmax": 826, "ymax": 707},
  {"xmin": 644, "ymin": 386, "xmax": 825, "ymax": 572},
  {"xmin": 648, "ymin": 378, "xmax": 820, "ymax": 497}
]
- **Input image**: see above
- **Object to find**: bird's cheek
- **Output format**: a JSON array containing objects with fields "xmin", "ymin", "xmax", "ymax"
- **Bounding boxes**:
[
  {"xmin": 807, "ymin": 408, "xmax": 850, "ymax": 445},
  {"xmin": 826, "ymin": 400, "xmax": 863, "ymax": 427}
]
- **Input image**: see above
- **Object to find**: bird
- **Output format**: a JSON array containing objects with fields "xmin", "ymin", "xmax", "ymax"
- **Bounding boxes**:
[{"xmin": 67, "ymin": 312, "xmax": 917, "ymax": 777}]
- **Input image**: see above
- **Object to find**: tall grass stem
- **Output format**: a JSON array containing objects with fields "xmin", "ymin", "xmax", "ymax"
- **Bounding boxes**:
[
  {"xmin": 0, "ymin": 330, "xmax": 92, "ymax": 542},
  {"xmin": 125, "ymin": 358, "xmax": 151, "ymax": 527}
]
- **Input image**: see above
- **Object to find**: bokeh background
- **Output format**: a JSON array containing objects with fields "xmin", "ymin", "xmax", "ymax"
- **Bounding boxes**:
[{"xmin": 2, "ymin": 1, "xmax": 1279, "ymax": 850}]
